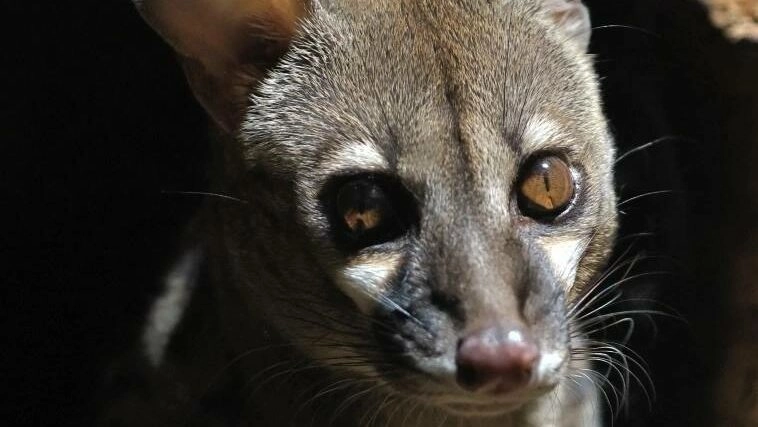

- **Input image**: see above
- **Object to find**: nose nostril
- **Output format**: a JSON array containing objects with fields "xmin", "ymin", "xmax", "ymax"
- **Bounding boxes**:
[
  {"xmin": 455, "ymin": 326, "xmax": 539, "ymax": 394},
  {"xmin": 455, "ymin": 362, "xmax": 480, "ymax": 390}
]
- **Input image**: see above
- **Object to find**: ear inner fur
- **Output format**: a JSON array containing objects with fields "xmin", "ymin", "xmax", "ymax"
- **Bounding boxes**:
[
  {"xmin": 540, "ymin": 0, "xmax": 592, "ymax": 51},
  {"xmin": 133, "ymin": 0, "xmax": 308, "ymax": 131}
]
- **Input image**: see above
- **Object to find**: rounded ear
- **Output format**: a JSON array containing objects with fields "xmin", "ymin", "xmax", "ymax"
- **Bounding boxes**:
[
  {"xmin": 132, "ymin": 0, "xmax": 308, "ymax": 132},
  {"xmin": 541, "ymin": 0, "xmax": 592, "ymax": 52}
]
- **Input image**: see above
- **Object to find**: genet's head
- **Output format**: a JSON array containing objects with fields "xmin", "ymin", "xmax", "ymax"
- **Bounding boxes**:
[{"xmin": 134, "ymin": 0, "xmax": 616, "ymax": 415}]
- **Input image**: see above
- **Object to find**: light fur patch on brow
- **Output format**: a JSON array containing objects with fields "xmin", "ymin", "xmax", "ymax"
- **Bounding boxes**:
[
  {"xmin": 522, "ymin": 114, "xmax": 570, "ymax": 152},
  {"xmin": 322, "ymin": 141, "xmax": 389, "ymax": 174},
  {"xmin": 335, "ymin": 252, "xmax": 403, "ymax": 314},
  {"xmin": 539, "ymin": 236, "xmax": 588, "ymax": 286}
]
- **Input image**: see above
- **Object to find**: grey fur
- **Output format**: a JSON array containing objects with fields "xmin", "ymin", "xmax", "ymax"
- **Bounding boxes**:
[{"xmin": 105, "ymin": 1, "xmax": 618, "ymax": 426}]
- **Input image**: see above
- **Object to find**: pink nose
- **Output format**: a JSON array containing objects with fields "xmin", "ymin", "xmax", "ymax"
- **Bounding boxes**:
[{"xmin": 455, "ymin": 326, "xmax": 539, "ymax": 394}]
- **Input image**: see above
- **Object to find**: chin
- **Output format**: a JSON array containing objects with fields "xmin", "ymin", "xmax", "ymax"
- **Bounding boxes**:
[
  {"xmin": 394, "ymin": 383, "xmax": 556, "ymax": 419},
  {"xmin": 436, "ymin": 400, "xmax": 527, "ymax": 418}
]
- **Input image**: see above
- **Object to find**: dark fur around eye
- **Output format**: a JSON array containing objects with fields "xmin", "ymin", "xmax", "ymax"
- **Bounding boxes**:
[{"xmin": 320, "ymin": 174, "xmax": 419, "ymax": 251}]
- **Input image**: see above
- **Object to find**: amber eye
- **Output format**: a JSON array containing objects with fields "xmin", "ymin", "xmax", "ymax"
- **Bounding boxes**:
[
  {"xmin": 517, "ymin": 156, "xmax": 576, "ymax": 219},
  {"xmin": 333, "ymin": 177, "xmax": 409, "ymax": 248}
]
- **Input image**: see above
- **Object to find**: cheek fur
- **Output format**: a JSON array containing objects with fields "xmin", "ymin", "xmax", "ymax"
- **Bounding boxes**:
[{"xmin": 334, "ymin": 253, "xmax": 403, "ymax": 314}]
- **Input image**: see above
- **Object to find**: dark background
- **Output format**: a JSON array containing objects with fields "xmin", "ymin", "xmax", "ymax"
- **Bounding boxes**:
[{"xmin": 3, "ymin": 1, "xmax": 756, "ymax": 426}]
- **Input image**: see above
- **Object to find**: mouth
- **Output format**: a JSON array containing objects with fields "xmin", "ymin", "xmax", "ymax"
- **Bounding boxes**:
[
  {"xmin": 385, "ymin": 366, "xmax": 562, "ymax": 418},
  {"xmin": 371, "ymin": 344, "xmax": 566, "ymax": 417},
  {"xmin": 433, "ymin": 398, "xmax": 528, "ymax": 417}
]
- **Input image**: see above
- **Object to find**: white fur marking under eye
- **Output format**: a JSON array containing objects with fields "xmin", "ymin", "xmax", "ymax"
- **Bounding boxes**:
[
  {"xmin": 336, "ymin": 254, "xmax": 402, "ymax": 314},
  {"xmin": 541, "ymin": 237, "xmax": 586, "ymax": 285},
  {"xmin": 142, "ymin": 247, "xmax": 201, "ymax": 367}
]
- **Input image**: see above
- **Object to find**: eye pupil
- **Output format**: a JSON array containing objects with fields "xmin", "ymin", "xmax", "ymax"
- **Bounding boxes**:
[
  {"xmin": 518, "ymin": 156, "xmax": 575, "ymax": 219},
  {"xmin": 331, "ymin": 176, "xmax": 411, "ymax": 249},
  {"xmin": 325, "ymin": 174, "xmax": 417, "ymax": 250},
  {"xmin": 337, "ymin": 181, "xmax": 388, "ymax": 232},
  {"xmin": 343, "ymin": 208, "xmax": 382, "ymax": 232}
]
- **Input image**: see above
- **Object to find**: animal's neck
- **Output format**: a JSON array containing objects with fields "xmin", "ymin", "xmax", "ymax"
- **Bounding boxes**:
[{"xmin": 377, "ymin": 406, "xmax": 517, "ymax": 427}]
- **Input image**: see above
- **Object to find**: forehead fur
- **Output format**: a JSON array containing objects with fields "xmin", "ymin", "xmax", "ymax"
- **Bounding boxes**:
[{"xmin": 243, "ymin": 0, "xmax": 611, "ymax": 178}]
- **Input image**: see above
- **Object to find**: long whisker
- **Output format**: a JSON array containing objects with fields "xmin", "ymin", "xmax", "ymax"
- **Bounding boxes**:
[
  {"xmin": 614, "ymin": 136, "xmax": 692, "ymax": 165},
  {"xmin": 617, "ymin": 190, "xmax": 678, "ymax": 208},
  {"xmin": 591, "ymin": 24, "xmax": 662, "ymax": 39},
  {"xmin": 572, "ymin": 271, "xmax": 673, "ymax": 323},
  {"xmin": 160, "ymin": 190, "xmax": 249, "ymax": 204},
  {"xmin": 568, "ymin": 251, "xmax": 649, "ymax": 318}
]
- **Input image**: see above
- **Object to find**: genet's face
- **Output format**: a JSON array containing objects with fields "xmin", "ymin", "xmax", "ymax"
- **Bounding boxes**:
[{"xmin": 240, "ymin": 0, "xmax": 616, "ymax": 414}]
